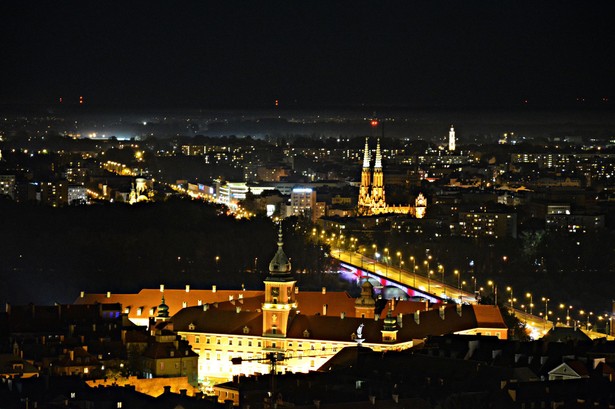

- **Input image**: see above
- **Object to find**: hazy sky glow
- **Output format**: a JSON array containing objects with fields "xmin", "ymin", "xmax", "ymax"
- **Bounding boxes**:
[{"xmin": 2, "ymin": 1, "xmax": 614, "ymax": 109}]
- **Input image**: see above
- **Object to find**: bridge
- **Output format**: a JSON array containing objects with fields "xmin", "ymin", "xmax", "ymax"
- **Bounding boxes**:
[{"xmin": 331, "ymin": 248, "xmax": 559, "ymax": 338}]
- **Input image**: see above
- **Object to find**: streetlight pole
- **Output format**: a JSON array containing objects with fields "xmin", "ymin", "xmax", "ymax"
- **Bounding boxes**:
[
  {"xmin": 541, "ymin": 297, "xmax": 550, "ymax": 330},
  {"xmin": 438, "ymin": 264, "xmax": 445, "ymax": 296},
  {"xmin": 454, "ymin": 270, "xmax": 460, "ymax": 301},
  {"xmin": 396, "ymin": 251, "xmax": 402, "ymax": 281},
  {"xmin": 410, "ymin": 256, "xmax": 416, "ymax": 287},
  {"xmin": 428, "ymin": 270, "xmax": 433, "ymax": 293},
  {"xmin": 488, "ymin": 280, "xmax": 497, "ymax": 305},
  {"xmin": 526, "ymin": 293, "xmax": 533, "ymax": 315},
  {"xmin": 507, "ymin": 286, "xmax": 514, "ymax": 309}
]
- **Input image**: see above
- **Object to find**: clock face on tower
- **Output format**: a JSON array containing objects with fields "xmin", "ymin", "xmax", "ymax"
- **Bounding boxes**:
[{"xmin": 271, "ymin": 287, "xmax": 279, "ymax": 297}]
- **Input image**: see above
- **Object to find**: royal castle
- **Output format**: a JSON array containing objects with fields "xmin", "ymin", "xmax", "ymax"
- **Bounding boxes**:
[{"xmin": 358, "ymin": 137, "xmax": 426, "ymax": 218}]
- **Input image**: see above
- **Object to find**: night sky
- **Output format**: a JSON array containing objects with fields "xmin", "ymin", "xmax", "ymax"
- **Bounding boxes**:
[{"xmin": 1, "ymin": 1, "xmax": 614, "ymax": 109}]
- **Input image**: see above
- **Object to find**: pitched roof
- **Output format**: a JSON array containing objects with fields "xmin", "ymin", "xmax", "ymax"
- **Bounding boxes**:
[{"xmin": 76, "ymin": 288, "xmax": 263, "ymax": 321}]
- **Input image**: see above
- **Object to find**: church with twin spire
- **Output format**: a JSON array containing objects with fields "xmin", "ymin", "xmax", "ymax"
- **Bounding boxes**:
[{"xmin": 358, "ymin": 137, "xmax": 427, "ymax": 218}]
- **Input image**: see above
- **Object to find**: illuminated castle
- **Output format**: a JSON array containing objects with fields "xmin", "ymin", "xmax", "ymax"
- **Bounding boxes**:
[
  {"xmin": 76, "ymin": 227, "xmax": 508, "ymax": 384},
  {"xmin": 358, "ymin": 137, "xmax": 427, "ymax": 218}
]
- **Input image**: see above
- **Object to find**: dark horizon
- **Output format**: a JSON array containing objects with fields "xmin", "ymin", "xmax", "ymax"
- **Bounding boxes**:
[{"xmin": 2, "ymin": 1, "xmax": 614, "ymax": 110}]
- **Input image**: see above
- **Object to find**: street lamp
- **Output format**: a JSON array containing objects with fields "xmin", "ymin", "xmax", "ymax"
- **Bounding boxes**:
[
  {"xmin": 541, "ymin": 297, "xmax": 549, "ymax": 322},
  {"xmin": 541, "ymin": 297, "xmax": 550, "ymax": 330},
  {"xmin": 506, "ymin": 286, "xmax": 514, "ymax": 309},
  {"xmin": 526, "ymin": 293, "xmax": 533, "ymax": 315},
  {"xmin": 438, "ymin": 265, "xmax": 445, "ymax": 296},
  {"xmin": 215, "ymin": 255, "xmax": 220, "ymax": 272},
  {"xmin": 410, "ymin": 256, "xmax": 416, "ymax": 287},
  {"xmin": 488, "ymin": 280, "xmax": 497, "ymax": 305},
  {"xmin": 428, "ymin": 270, "xmax": 434, "ymax": 293},
  {"xmin": 453, "ymin": 270, "xmax": 461, "ymax": 300}
]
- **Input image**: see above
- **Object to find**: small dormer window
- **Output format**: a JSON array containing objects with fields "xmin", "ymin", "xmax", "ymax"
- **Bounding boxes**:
[
  {"xmin": 243, "ymin": 326, "xmax": 250, "ymax": 334},
  {"xmin": 303, "ymin": 329, "xmax": 310, "ymax": 338},
  {"xmin": 351, "ymin": 333, "xmax": 357, "ymax": 341},
  {"xmin": 188, "ymin": 323, "xmax": 195, "ymax": 331}
]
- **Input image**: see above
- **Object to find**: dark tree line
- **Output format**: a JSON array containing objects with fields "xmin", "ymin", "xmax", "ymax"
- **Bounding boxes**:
[{"xmin": 0, "ymin": 197, "xmax": 341, "ymax": 305}]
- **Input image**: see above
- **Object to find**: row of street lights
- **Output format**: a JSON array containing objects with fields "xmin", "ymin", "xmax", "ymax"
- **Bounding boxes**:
[{"xmin": 325, "ymin": 233, "xmax": 611, "ymax": 334}]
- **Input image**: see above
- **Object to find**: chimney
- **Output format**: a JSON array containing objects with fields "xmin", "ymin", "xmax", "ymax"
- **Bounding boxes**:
[
  {"xmin": 322, "ymin": 287, "xmax": 326, "ymax": 294},
  {"xmin": 212, "ymin": 285, "xmax": 217, "ymax": 293},
  {"xmin": 163, "ymin": 385, "xmax": 171, "ymax": 394},
  {"xmin": 80, "ymin": 291, "xmax": 85, "ymax": 298},
  {"xmin": 414, "ymin": 310, "xmax": 420, "ymax": 324},
  {"xmin": 374, "ymin": 314, "xmax": 379, "ymax": 321},
  {"xmin": 160, "ymin": 284, "xmax": 164, "ymax": 292},
  {"xmin": 322, "ymin": 304, "xmax": 328, "ymax": 316},
  {"xmin": 185, "ymin": 284, "xmax": 190, "ymax": 292},
  {"xmin": 179, "ymin": 389, "xmax": 187, "ymax": 396},
  {"xmin": 236, "ymin": 306, "xmax": 242, "ymax": 313},
  {"xmin": 229, "ymin": 295, "xmax": 234, "ymax": 301},
  {"xmin": 340, "ymin": 312, "xmax": 345, "ymax": 319},
  {"xmin": 198, "ymin": 300, "xmax": 202, "ymax": 306},
  {"xmin": 203, "ymin": 304, "xmax": 209, "ymax": 311},
  {"xmin": 238, "ymin": 293, "xmax": 244, "ymax": 299},
  {"xmin": 295, "ymin": 286, "xmax": 299, "ymax": 294},
  {"xmin": 106, "ymin": 291, "xmax": 111, "ymax": 298}
]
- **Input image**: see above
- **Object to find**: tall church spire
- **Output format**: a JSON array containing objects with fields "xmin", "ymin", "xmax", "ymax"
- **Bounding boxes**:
[
  {"xmin": 362, "ymin": 137, "xmax": 371, "ymax": 168},
  {"xmin": 374, "ymin": 138, "xmax": 382, "ymax": 169},
  {"xmin": 448, "ymin": 125, "xmax": 456, "ymax": 152}
]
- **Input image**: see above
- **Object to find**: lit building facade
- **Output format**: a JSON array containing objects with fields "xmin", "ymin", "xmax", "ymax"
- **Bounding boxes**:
[
  {"xmin": 75, "ymin": 231, "xmax": 508, "ymax": 383},
  {"xmin": 357, "ymin": 138, "xmax": 426, "ymax": 218},
  {"xmin": 290, "ymin": 188, "xmax": 317, "ymax": 220}
]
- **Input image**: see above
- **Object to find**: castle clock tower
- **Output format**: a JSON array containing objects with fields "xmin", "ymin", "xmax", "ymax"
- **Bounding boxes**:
[{"xmin": 262, "ymin": 225, "xmax": 297, "ymax": 347}]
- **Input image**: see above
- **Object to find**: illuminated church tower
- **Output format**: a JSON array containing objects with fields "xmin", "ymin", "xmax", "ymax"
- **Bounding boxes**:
[
  {"xmin": 448, "ymin": 125, "xmax": 456, "ymax": 152},
  {"xmin": 358, "ymin": 137, "xmax": 372, "ymax": 211},
  {"xmin": 370, "ymin": 139, "xmax": 386, "ymax": 210},
  {"xmin": 262, "ymin": 225, "xmax": 297, "ymax": 349}
]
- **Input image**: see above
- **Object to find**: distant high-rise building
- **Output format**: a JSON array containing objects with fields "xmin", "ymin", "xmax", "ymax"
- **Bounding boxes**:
[
  {"xmin": 448, "ymin": 125, "xmax": 456, "ymax": 152},
  {"xmin": 290, "ymin": 187, "xmax": 317, "ymax": 221}
]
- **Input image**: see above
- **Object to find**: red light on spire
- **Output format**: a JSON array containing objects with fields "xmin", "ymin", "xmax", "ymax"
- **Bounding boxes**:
[
  {"xmin": 79, "ymin": 96, "xmax": 84, "ymax": 105},
  {"xmin": 370, "ymin": 120, "xmax": 379, "ymax": 127},
  {"xmin": 275, "ymin": 99, "xmax": 279, "ymax": 107}
]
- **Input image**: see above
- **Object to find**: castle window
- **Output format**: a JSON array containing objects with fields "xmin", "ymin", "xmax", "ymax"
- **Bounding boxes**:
[{"xmin": 195, "ymin": 336, "xmax": 200, "ymax": 344}]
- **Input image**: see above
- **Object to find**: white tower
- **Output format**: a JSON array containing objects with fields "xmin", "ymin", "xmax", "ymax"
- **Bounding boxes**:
[{"xmin": 448, "ymin": 125, "xmax": 456, "ymax": 152}]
